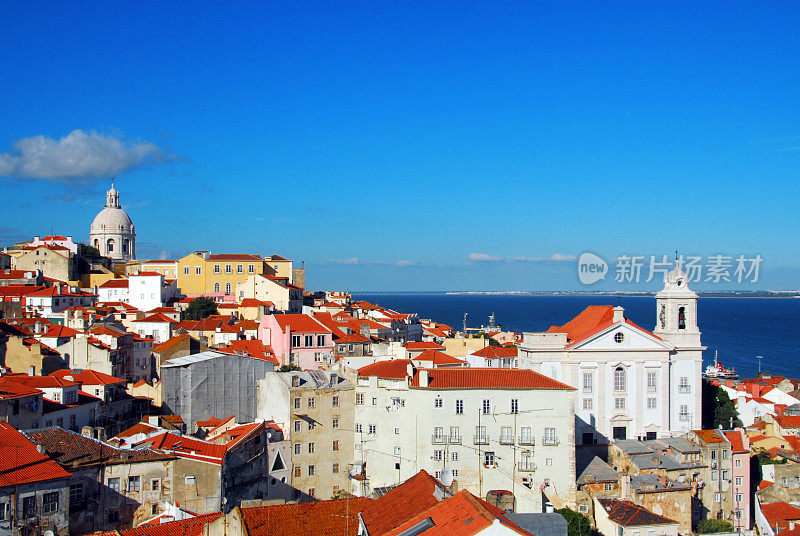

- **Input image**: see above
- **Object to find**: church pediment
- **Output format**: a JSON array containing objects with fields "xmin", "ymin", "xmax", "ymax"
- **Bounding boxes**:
[{"xmin": 570, "ymin": 322, "xmax": 674, "ymax": 352}]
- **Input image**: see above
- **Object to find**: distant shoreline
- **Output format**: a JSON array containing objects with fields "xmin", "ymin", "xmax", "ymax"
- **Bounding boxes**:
[{"xmin": 352, "ymin": 291, "xmax": 800, "ymax": 298}]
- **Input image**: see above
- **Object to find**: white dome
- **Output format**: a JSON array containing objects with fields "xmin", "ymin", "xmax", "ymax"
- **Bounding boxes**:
[{"xmin": 91, "ymin": 206, "xmax": 133, "ymax": 233}]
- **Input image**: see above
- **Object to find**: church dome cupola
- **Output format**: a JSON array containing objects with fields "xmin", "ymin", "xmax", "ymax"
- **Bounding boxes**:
[
  {"xmin": 89, "ymin": 183, "xmax": 136, "ymax": 261},
  {"xmin": 654, "ymin": 257, "xmax": 701, "ymax": 349}
]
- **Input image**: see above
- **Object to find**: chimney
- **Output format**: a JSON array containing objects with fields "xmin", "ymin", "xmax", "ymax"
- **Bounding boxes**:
[
  {"xmin": 418, "ymin": 369, "xmax": 429, "ymax": 388},
  {"xmin": 34, "ymin": 321, "xmax": 42, "ymax": 334},
  {"xmin": 612, "ymin": 306, "xmax": 625, "ymax": 323},
  {"xmin": 406, "ymin": 363, "xmax": 414, "ymax": 377},
  {"xmin": 56, "ymin": 285, "xmax": 61, "ymax": 296},
  {"xmin": 36, "ymin": 444, "xmax": 46, "ymax": 454}
]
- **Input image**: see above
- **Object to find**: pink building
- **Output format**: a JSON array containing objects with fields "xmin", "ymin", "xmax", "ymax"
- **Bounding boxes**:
[
  {"xmin": 725, "ymin": 429, "xmax": 751, "ymax": 531},
  {"xmin": 259, "ymin": 314, "xmax": 333, "ymax": 370}
]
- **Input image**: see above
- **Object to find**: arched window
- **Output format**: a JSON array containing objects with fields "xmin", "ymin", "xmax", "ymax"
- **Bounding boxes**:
[
  {"xmin": 613, "ymin": 367, "xmax": 626, "ymax": 392},
  {"xmin": 678, "ymin": 307, "xmax": 686, "ymax": 330},
  {"xmin": 214, "ymin": 282, "xmax": 220, "ymax": 293},
  {"xmin": 225, "ymin": 282, "xmax": 232, "ymax": 295},
  {"xmin": 122, "ymin": 239, "xmax": 129, "ymax": 254},
  {"xmin": 107, "ymin": 239, "xmax": 115, "ymax": 253},
  {"xmin": 93, "ymin": 239, "xmax": 99, "ymax": 248}
]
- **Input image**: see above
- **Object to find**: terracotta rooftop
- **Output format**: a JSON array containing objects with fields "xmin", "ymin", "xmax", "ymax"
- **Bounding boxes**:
[
  {"xmin": 597, "ymin": 498, "xmax": 678, "ymax": 527},
  {"xmin": 273, "ymin": 314, "xmax": 331, "ymax": 333},
  {"xmin": 358, "ymin": 359, "xmax": 414, "ymax": 380},
  {"xmin": 411, "ymin": 367, "xmax": 575, "ymax": 390},
  {"xmin": 547, "ymin": 305, "xmax": 662, "ymax": 347},
  {"xmin": 761, "ymin": 502, "xmax": 800, "ymax": 531},
  {"xmin": 404, "ymin": 341, "xmax": 446, "ymax": 350},
  {"xmin": 414, "ymin": 349, "xmax": 466, "ymax": 366},
  {"xmin": 693, "ymin": 429, "xmax": 727, "ymax": 444},
  {"xmin": 0, "ymin": 423, "xmax": 72, "ymax": 486},
  {"xmin": 361, "ymin": 470, "xmax": 445, "ymax": 536},
  {"xmin": 240, "ymin": 497, "xmax": 374, "ymax": 536},
  {"xmin": 93, "ymin": 512, "xmax": 223, "ymax": 536},
  {"xmin": 51, "ymin": 368, "xmax": 126, "ymax": 386},
  {"xmin": 472, "ymin": 345, "xmax": 518, "ymax": 358},
  {"xmin": 26, "ymin": 427, "xmax": 174, "ymax": 466},
  {"xmin": 153, "ymin": 333, "xmax": 190, "ymax": 353}
]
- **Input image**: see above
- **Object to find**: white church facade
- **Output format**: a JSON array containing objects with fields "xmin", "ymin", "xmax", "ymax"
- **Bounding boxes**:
[
  {"xmin": 516, "ymin": 264, "xmax": 703, "ymax": 444},
  {"xmin": 89, "ymin": 184, "xmax": 136, "ymax": 261}
]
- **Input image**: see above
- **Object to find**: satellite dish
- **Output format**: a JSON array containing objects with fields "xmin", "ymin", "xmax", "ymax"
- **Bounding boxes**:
[
  {"xmin": 439, "ymin": 467, "xmax": 453, "ymax": 487},
  {"xmin": 44, "ymin": 530, "xmax": 55, "ymax": 536}
]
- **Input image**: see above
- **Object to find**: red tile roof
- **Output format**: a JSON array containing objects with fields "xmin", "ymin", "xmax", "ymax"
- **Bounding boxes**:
[
  {"xmin": 143, "ymin": 432, "xmax": 227, "ymax": 465},
  {"xmin": 98, "ymin": 278, "xmax": 129, "ymax": 288},
  {"xmin": 93, "ymin": 512, "xmax": 223, "ymax": 536},
  {"xmin": 597, "ymin": 498, "xmax": 678, "ymax": 527},
  {"xmin": 197, "ymin": 415, "xmax": 235, "ymax": 429},
  {"xmin": 404, "ymin": 341, "xmax": 445, "ymax": 350},
  {"xmin": 358, "ymin": 359, "xmax": 414, "ymax": 380},
  {"xmin": 89, "ymin": 325, "xmax": 125, "ymax": 337},
  {"xmin": 777, "ymin": 416, "xmax": 800, "ymax": 429},
  {"xmin": 5, "ymin": 374, "xmax": 79, "ymax": 389},
  {"xmin": 153, "ymin": 333, "xmax": 190, "ymax": 353},
  {"xmin": 0, "ymin": 376, "xmax": 42, "ymax": 400},
  {"xmin": 547, "ymin": 305, "xmax": 661, "ymax": 347},
  {"xmin": 761, "ymin": 502, "xmax": 800, "ymax": 531},
  {"xmin": 414, "ymin": 349, "xmax": 465, "ymax": 366},
  {"xmin": 273, "ymin": 314, "xmax": 331, "ymax": 334},
  {"xmin": 218, "ymin": 340, "xmax": 278, "ymax": 364},
  {"xmin": 240, "ymin": 497, "xmax": 374, "ymax": 536},
  {"xmin": 240, "ymin": 298, "xmax": 274, "ymax": 307},
  {"xmin": 472, "ymin": 345, "xmax": 518, "ymax": 358},
  {"xmin": 0, "ymin": 422, "xmax": 72, "ymax": 486},
  {"xmin": 133, "ymin": 312, "xmax": 179, "ymax": 323},
  {"xmin": 411, "ymin": 367, "xmax": 575, "ymax": 390},
  {"xmin": 51, "ymin": 368, "xmax": 126, "ymax": 386},
  {"xmin": 335, "ymin": 333, "xmax": 371, "ymax": 343},
  {"xmin": 209, "ymin": 253, "xmax": 262, "ymax": 261},
  {"xmin": 693, "ymin": 429, "xmax": 727, "ymax": 444},
  {"xmin": 361, "ymin": 470, "xmax": 444, "ymax": 536},
  {"xmin": 383, "ymin": 490, "xmax": 529, "ymax": 536},
  {"xmin": 724, "ymin": 430, "xmax": 748, "ymax": 452}
]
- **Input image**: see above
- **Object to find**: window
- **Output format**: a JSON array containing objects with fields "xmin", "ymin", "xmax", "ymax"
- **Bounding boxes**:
[
  {"xmin": 237, "ymin": 264, "xmax": 243, "ymax": 273},
  {"xmin": 723, "ymin": 470, "xmax": 729, "ymax": 480},
  {"xmin": 511, "ymin": 398, "xmax": 519, "ymax": 414},
  {"xmin": 452, "ymin": 451, "xmax": 459, "ymax": 461},
  {"xmin": 614, "ymin": 367, "xmax": 626, "ymax": 392},
  {"xmin": 736, "ymin": 493, "xmax": 743, "ymax": 503},
  {"xmin": 582, "ymin": 372, "xmax": 593, "ymax": 394},
  {"xmin": 225, "ymin": 282, "xmax": 232, "ymax": 294},
  {"xmin": 355, "ymin": 423, "xmax": 363, "ymax": 433},
  {"xmin": 680, "ymin": 376, "xmax": 690, "ymax": 393},
  {"xmin": 294, "ymin": 467, "xmax": 301, "ymax": 477},
  {"xmin": 455, "ymin": 399, "xmax": 464, "ymax": 414},
  {"xmin": 332, "ymin": 418, "xmax": 339, "ymax": 429},
  {"xmin": 579, "ymin": 505, "xmax": 589, "ymax": 513},
  {"xmin": 225, "ymin": 264, "xmax": 232, "ymax": 273},
  {"xmin": 433, "ymin": 450, "xmax": 443, "ymax": 461},
  {"xmin": 435, "ymin": 397, "xmax": 443, "ymax": 408},
  {"xmin": 647, "ymin": 397, "xmax": 657, "ymax": 409},
  {"xmin": 308, "ymin": 397, "xmax": 315, "ymax": 408},
  {"xmin": 450, "ymin": 426, "xmax": 460, "ymax": 442},
  {"xmin": 295, "ymin": 420, "xmax": 302, "ymax": 432},
  {"xmin": 195, "ymin": 267, "xmax": 202, "ymax": 275},
  {"xmin": 294, "ymin": 443, "xmax": 301, "ymax": 454},
  {"xmin": 70, "ymin": 483, "xmax": 84, "ymax": 505},
  {"xmin": 108, "ymin": 477, "xmax": 120, "ymax": 491},
  {"xmin": 484, "ymin": 451, "xmax": 495, "ymax": 467},
  {"xmin": 214, "ymin": 264, "xmax": 220, "ymax": 273},
  {"xmin": 434, "ymin": 427, "xmax": 444, "ymax": 441},
  {"xmin": 583, "ymin": 398, "xmax": 593, "ymax": 410},
  {"xmin": 604, "ymin": 483, "xmax": 614, "ymax": 491},
  {"xmin": 305, "ymin": 335, "xmax": 313, "ymax": 347},
  {"xmin": 308, "ymin": 465, "xmax": 315, "ymax": 476},
  {"xmin": 317, "ymin": 334, "xmax": 325, "ymax": 346},
  {"xmin": 333, "ymin": 463, "xmax": 339, "ymax": 473},
  {"xmin": 369, "ymin": 424, "xmax": 376, "ymax": 434},
  {"xmin": 735, "ymin": 459, "xmax": 742, "ymax": 468},
  {"xmin": 186, "ymin": 475, "xmax": 196, "ymax": 485},
  {"xmin": 372, "ymin": 397, "xmax": 377, "ymax": 405},
  {"xmin": 151, "ymin": 479, "xmax": 160, "ymax": 491},
  {"xmin": 308, "ymin": 488, "xmax": 316, "ymax": 497},
  {"xmin": 356, "ymin": 393, "xmax": 364, "ymax": 405},
  {"xmin": 520, "ymin": 427, "xmax": 532, "ymax": 444},
  {"xmin": 152, "ymin": 504, "xmax": 159, "ymax": 515},
  {"xmin": 308, "ymin": 422, "xmax": 315, "ymax": 431},
  {"xmin": 294, "ymin": 397, "xmax": 301, "ymax": 409},
  {"xmin": 214, "ymin": 282, "xmax": 220, "ymax": 292},
  {"xmin": 482, "ymin": 399, "xmax": 491, "ymax": 415},
  {"xmin": 395, "ymin": 427, "xmax": 401, "ymax": 434},
  {"xmin": 248, "ymin": 264, "xmax": 255, "ymax": 273},
  {"xmin": 614, "ymin": 332, "xmax": 624, "ymax": 343},
  {"xmin": 735, "ymin": 476, "xmax": 743, "ymax": 486},
  {"xmin": 332, "ymin": 440, "xmax": 339, "ymax": 451},
  {"xmin": 647, "ymin": 371, "xmax": 657, "ymax": 393},
  {"xmin": 714, "ymin": 492, "xmax": 721, "ymax": 503},
  {"xmin": 0, "ymin": 502, "xmax": 6, "ymax": 520},
  {"xmin": 679, "ymin": 405, "xmax": 690, "ymax": 421},
  {"xmin": 615, "ymin": 398, "xmax": 626, "ymax": 410},
  {"xmin": 475, "ymin": 425, "xmax": 487, "ymax": 443},
  {"xmin": 184, "ymin": 266, "xmax": 190, "ymax": 275},
  {"xmin": 723, "ymin": 450, "xmax": 729, "ymax": 459},
  {"xmin": 501, "ymin": 426, "xmax": 513, "ymax": 443},
  {"xmin": 544, "ymin": 427, "xmax": 557, "ymax": 445},
  {"xmin": 22, "ymin": 496, "xmax": 36, "ymax": 518},
  {"xmin": 546, "ymin": 458, "xmax": 553, "ymax": 466},
  {"xmin": 394, "ymin": 446, "xmax": 401, "ymax": 455},
  {"xmin": 128, "ymin": 475, "xmax": 140, "ymax": 492}
]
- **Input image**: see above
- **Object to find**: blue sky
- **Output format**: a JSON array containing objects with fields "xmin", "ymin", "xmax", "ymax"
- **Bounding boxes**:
[{"xmin": 1, "ymin": 2, "xmax": 799, "ymax": 291}]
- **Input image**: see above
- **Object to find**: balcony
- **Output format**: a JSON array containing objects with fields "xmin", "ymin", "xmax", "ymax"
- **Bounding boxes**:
[
  {"xmin": 679, "ymin": 386, "xmax": 692, "ymax": 394},
  {"xmin": 449, "ymin": 435, "xmax": 462, "ymax": 444},
  {"xmin": 679, "ymin": 413, "xmax": 691, "ymax": 422},
  {"xmin": 541, "ymin": 436, "xmax": 559, "ymax": 446},
  {"xmin": 473, "ymin": 434, "xmax": 489, "ymax": 445},
  {"xmin": 432, "ymin": 435, "xmax": 446, "ymax": 444},
  {"xmin": 500, "ymin": 435, "xmax": 515, "ymax": 445},
  {"xmin": 518, "ymin": 436, "xmax": 535, "ymax": 446},
  {"xmin": 518, "ymin": 461, "xmax": 536, "ymax": 472}
]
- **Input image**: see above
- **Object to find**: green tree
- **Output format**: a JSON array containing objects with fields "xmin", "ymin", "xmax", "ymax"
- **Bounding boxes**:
[
  {"xmin": 79, "ymin": 243, "xmax": 102, "ymax": 259},
  {"xmin": 697, "ymin": 519, "xmax": 734, "ymax": 533},
  {"xmin": 555, "ymin": 507, "xmax": 594, "ymax": 536},
  {"xmin": 279, "ymin": 364, "xmax": 301, "ymax": 372},
  {"xmin": 185, "ymin": 297, "xmax": 219, "ymax": 320},
  {"xmin": 702, "ymin": 380, "xmax": 742, "ymax": 429}
]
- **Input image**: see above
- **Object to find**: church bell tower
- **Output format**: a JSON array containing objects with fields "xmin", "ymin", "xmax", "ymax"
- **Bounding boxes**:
[{"xmin": 653, "ymin": 261, "xmax": 702, "ymax": 348}]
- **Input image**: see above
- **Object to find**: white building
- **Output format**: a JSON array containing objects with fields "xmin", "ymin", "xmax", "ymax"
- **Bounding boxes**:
[
  {"xmin": 354, "ymin": 361, "xmax": 576, "ymax": 513},
  {"xmin": 30, "ymin": 235, "xmax": 78, "ymax": 255},
  {"xmin": 26, "ymin": 284, "xmax": 96, "ymax": 317},
  {"xmin": 89, "ymin": 184, "xmax": 136, "ymax": 261},
  {"xmin": 517, "ymin": 264, "xmax": 703, "ymax": 443}
]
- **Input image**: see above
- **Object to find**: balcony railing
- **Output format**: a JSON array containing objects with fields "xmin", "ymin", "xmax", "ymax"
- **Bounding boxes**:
[
  {"xmin": 432, "ymin": 435, "xmax": 446, "ymax": 444},
  {"xmin": 518, "ymin": 461, "xmax": 536, "ymax": 472},
  {"xmin": 473, "ymin": 434, "xmax": 489, "ymax": 445},
  {"xmin": 449, "ymin": 435, "xmax": 462, "ymax": 444},
  {"xmin": 679, "ymin": 386, "xmax": 692, "ymax": 394},
  {"xmin": 518, "ymin": 436, "xmax": 535, "ymax": 446},
  {"xmin": 542, "ymin": 436, "xmax": 559, "ymax": 446},
  {"xmin": 500, "ymin": 435, "xmax": 515, "ymax": 445},
  {"xmin": 679, "ymin": 413, "xmax": 691, "ymax": 421}
]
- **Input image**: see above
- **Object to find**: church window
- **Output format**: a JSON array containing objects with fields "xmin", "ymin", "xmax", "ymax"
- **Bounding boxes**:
[
  {"xmin": 107, "ymin": 239, "xmax": 114, "ymax": 252},
  {"xmin": 582, "ymin": 373, "xmax": 593, "ymax": 393},
  {"xmin": 123, "ymin": 239, "xmax": 129, "ymax": 254},
  {"xmin": 94, "ymin": 239, "xmax": 99, "ymax": 248},
  {"xmin": 647, "ymin": 397, "xmax": 657, "ymax": 408},
  {"xmin": 679, "ymin": 376, "xmax": 690, "ymax": 393},
  {"xmin": 614, "ymin": 332, "xmax": 624, "ymax": 343},
  {"xmin": 614, "ymin": 398, "xmax": 625, "ymax": 410},
  {"xmin": 613, "ymin": 367, "xmax": 626, "ymax": 392},
  {"xmin": 214, "ymin": 283, "xmax": 220, "ymax": 293},
  {"xmin": 647, "ymin": 371, "xmax": 657, "ymax": 392},
  {"xmin": 225, "ymin": 282, "xmax": 232, "ymax": 294},
  {"xmin": 678, "ymin": 307, "xmax": 686, "ymax": 330},
  {"xmin": 660, "ymin": 305, "xmax": 666, "ymax": 329}
]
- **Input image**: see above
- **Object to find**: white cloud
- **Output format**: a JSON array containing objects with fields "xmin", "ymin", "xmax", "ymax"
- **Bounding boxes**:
[
  {"xmin": 469, "ymin": 253, "xmax": 504, "ymax": 262},
  {"xmin": 330, "ymin": 257, "xmax": 360, "ymax": 265},
  {"xmin": 395, "ymin": 260, "xmax": 416, "ymax": 266},
  {"xmin": 0, "ymin": 129, "xmax": 178, "ymax": 181},
  {"xmin": 512, "ymin": 253, "xmax": 577, "ymax": 263}
]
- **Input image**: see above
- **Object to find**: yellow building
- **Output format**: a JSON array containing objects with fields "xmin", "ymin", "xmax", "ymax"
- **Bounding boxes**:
[
  {"xmin": 175, "ymin": 252, "xmax": 266, "ymax": 295},
  {"xmin": 126, "ymin": 259, "xmax": 179, "ymax": 279},
  {"xmin": 264, "ymin": 254, "xmax": 293, "ymax": 281}
]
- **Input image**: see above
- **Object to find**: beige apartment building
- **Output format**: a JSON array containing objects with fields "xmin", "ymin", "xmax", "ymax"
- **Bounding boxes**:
[{"xmin": 257, "ymin": 371, "xmax": 354, "ymax": 501}]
